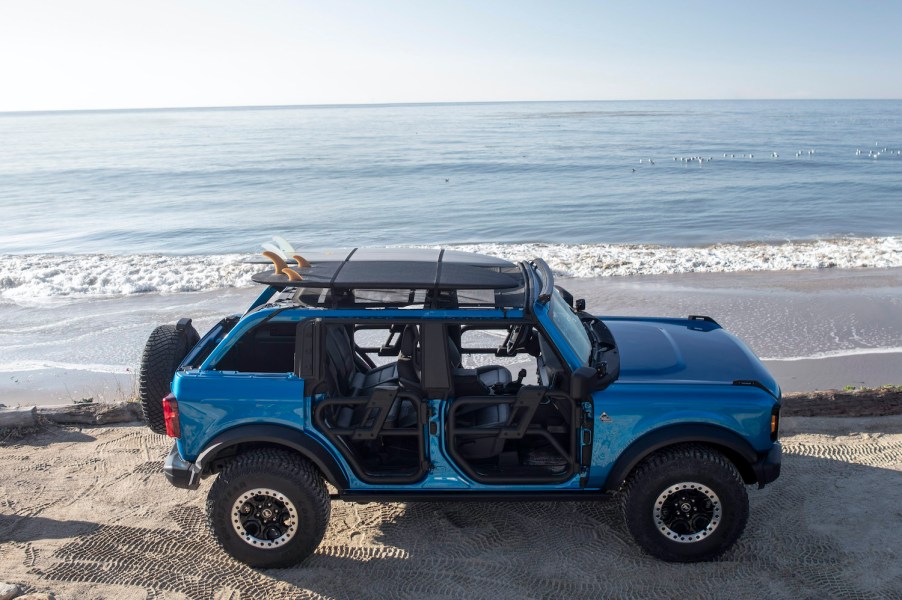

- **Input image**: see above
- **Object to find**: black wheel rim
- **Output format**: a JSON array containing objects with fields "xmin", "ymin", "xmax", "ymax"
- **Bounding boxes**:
[
  {"xmin": 653, "ymin": 482, "xmax": 721, "ymax": 543},
  {"xmin": 231, "ymin": 488, "xmax": 298, "ymax": 548}
]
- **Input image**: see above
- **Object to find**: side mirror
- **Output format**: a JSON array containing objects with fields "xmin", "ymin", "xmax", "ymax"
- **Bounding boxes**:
[{"xmin": 570, "ymin": 366, "xmax": 597, "ymax": 400}]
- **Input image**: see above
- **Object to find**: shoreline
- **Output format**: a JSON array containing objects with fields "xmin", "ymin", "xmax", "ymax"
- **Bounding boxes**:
[
  {"xmin": 1, "ymin": 266, "xmax": 899, "ymax": 405},
  {"xmin": 2, "ymin": 238, "xmax": 901, "ymax": 297},
  {"xmin": 764, "ymin": 352, "xmax": 901, "ymax": 392}
]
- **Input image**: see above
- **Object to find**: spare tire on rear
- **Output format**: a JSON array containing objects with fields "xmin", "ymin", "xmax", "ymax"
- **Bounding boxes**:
[{"xmin": 138, "ymin": 319, "xmax": 199, "ymax": 434}]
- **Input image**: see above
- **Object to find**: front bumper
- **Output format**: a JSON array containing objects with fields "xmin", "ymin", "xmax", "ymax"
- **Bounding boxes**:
[
  {"xmin": 164, "ymin": 443, "xmax": 202, "ymax": 490},
  {"xmin": 752, "ymin": 441, "xmax": 782, "ymax": 488}
]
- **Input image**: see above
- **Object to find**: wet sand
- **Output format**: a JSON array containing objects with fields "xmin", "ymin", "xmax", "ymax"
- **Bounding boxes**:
[
  {"xmin": 765, "ymin": 352, "xmax": 901, "ymax": 392},
  {"xmin": 2, "ymin": 267, "xmax": 899, "ymax": 406}
]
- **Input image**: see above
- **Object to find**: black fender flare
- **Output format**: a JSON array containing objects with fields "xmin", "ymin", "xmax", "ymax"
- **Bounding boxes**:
[
  {"xmin": 194, "ymin": 424, "xmax": 349, "ymax": 491},
  {"xmin": 602, "ymin": 423, "xmax": 760, "ymax": 491}
]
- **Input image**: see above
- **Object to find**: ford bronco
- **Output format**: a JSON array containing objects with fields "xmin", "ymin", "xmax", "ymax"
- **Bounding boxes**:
[{"xmin": 138, "ymin": 247, "xmax": 781, "ymax": 567}]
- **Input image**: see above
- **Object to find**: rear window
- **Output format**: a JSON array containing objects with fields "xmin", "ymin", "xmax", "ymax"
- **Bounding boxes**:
[{"xmin": 214, "ymin": 322, "xmax": 296, "ymax": 373}]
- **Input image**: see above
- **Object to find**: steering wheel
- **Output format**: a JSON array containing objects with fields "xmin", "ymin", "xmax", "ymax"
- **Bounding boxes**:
[{"xmin": 502, "ymin": 325, "xmax": 525, "ymax": 356}]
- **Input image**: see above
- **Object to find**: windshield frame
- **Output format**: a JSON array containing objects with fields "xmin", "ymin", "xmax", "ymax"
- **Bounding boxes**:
[
  {"xmin": 547, "ymin": 288, "xmax": 592, "ymax": 365},
  {"xmin": 523, "ymin": 257, "xmax": 593, "ymax": 369}
]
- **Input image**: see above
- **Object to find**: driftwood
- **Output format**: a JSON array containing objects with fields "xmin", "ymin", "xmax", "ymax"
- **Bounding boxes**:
[
  {"xmin": 781, "ymin": 387, "xmax": 902, "ymax": 417},
  {"xmin": 36, "ymin": 402, "xmax": 143, "ymax": 425}
]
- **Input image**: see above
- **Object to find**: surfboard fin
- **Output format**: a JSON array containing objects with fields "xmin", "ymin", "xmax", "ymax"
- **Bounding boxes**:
[
  {"xmin": 292, "ymin": 254, "xmax": 312, "ymax": 268},
  {"xmin": 283, "ymin": 267, "xmax": 303, "ymax": 281},
  {"xmin": 262, "ymin": 250, "xmax": 289, "ymax": 274},
  {"xmin": 273, "ymin": 235, "xmax": 295, "ymax": 255}
]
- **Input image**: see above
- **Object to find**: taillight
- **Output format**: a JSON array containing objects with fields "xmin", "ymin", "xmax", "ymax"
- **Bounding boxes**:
[
  {"xmin": 163, "ymin": 393, "xmax": 181, "ymax": 438},
  {"xmin": 770, "ymin": 405, "xmax": 780, "ymax": 440}
]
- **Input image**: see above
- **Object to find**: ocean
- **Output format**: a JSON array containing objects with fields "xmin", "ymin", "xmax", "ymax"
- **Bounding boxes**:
[{"xmin": 0, "ymin": 100, "xmax": 900, "ymax": 402}]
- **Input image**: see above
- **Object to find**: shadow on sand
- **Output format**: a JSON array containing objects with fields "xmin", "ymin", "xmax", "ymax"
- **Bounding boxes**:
[{"xmin": 0, "ymin": 514, "xmax": 99, "ymax": 544}]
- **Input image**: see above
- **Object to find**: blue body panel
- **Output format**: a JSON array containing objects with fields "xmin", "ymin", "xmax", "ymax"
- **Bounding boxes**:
[
  {"xmin": 173, "ymin": 370, "xmax": 585, "ymax": 491},
  {"xmin": 173, "ymin": 371, "xmax": 306, "ymax": 461},
  {"xmin": 585, "ymin": 382, "xmax": 776, "ymax": 488}
]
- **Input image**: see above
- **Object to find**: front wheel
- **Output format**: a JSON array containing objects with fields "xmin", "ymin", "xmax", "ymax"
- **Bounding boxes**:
[
  {"xmin": 620, "ymin": 445, "xmax": 749, "ymax": 562},
  {"xmin": 206, "ymin": 449, "xmax": 331, "ymax": 568}
]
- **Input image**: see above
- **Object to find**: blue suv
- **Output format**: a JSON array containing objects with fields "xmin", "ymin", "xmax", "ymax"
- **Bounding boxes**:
[{"xmin": 138, "ymin": 247, "xmax": 781, "ymax": 567}]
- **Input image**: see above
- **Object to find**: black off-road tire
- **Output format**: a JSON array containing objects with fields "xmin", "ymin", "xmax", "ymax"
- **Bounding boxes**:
[
  {"xmin": 206, "ymin": 449, "xmax": 331, "ymax": 568},
  {"xmin": 620, "ymin": 444, "xmax": 749, "ymax": 562},
  {"xmin": 138, "ymin": 322, "xmax": 198, "ymax": 434}
]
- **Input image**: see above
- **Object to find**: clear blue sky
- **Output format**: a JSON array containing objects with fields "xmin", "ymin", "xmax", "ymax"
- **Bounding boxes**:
[{"xmin": 2, "ymin": 0, "xmax": 900, "ymax": 111}]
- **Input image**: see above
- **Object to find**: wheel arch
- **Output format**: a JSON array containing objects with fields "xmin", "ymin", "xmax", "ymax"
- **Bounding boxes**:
[
  {"xmin": 195, "ymin": 424, "xmax": 349, "ymax": 491},
  {"xmin": 602, "ymin": 423, "xmax": 760, "ymax": 491}
]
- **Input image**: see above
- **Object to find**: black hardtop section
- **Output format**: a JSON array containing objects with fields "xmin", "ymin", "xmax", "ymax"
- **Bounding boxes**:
[
  {"xmin": 251, "ymin": 247, "xmax": 523, "ymax": 291},
  {"xmin": 246, "ymin": 247, "xmax": 511, "ymax": 266}
]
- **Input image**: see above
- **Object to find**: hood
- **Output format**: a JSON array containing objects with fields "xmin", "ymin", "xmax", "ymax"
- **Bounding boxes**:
[{"xmin": 603, "ymin": 317, "xmax": 779, "ymax": 397}]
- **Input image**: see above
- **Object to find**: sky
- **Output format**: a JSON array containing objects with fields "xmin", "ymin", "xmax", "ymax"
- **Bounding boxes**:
[{"xmin": 1, "ymin": 0, "xmax": 900, "ymax": 112}]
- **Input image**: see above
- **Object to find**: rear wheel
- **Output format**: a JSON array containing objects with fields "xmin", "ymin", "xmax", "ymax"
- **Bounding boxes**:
[
  {"xmin": 206, "ymin": 449, "xmax": 331, "ymax": 568},
  {"xmin": 138, "ymin": 321, "xmax": 198, "ymax": 434},
  {"xmin": 620, "ymin": 445, "xmax": 749, "ymax": 562}
]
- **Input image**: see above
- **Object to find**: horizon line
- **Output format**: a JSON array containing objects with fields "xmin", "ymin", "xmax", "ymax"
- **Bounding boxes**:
[{"xmin": 2, "ymin": 97, "xmax": 901, "ymax": 117}]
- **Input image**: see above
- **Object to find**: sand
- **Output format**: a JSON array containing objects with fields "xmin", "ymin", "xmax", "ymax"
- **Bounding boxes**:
[{"xmin": 1, "ymin": 413, "xmax": 900, "ymax": 600}]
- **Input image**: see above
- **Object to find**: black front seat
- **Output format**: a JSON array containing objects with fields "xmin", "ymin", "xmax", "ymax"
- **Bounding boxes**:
[{"xmin": 447, "ymin": 337, "xmax": 512, "ymax": 395}]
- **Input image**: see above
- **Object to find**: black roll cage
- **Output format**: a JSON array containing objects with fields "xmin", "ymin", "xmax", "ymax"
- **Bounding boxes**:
[
  {"xmin": 445, "ymin": 388, "xmax": 580, "ymax": 484},
  {"xmin": 296, "ymin": 312, "xmax": 587, "ymax": 486}
]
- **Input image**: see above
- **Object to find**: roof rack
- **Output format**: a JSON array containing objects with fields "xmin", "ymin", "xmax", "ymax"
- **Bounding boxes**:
[{"xmin": 252, "ymin": 247, "xmax": 523, "ymax": 292}]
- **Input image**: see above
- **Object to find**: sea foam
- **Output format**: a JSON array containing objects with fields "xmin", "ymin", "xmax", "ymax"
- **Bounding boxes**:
[
  {"xmin": 450, "ymin": 236, "xmax": 902, "ymax": 278},
  {"xmin": 0, "ymin": 253, "xmax": 255, "ymax": 302},
  {"xmin": 1, "ymin": 236, "xmax": 899, "ymax": 300}
]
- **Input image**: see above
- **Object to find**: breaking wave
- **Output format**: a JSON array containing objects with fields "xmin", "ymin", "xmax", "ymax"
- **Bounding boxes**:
[
  {"xmin": 1, "ymin": 236, "xmax": 899, "ymax": 300},
  {"xmin": 452, "ymin": 236, "xmax": 902, "ymax": 278},
  {"xmin": 0, "ymin": 253, "xmax": 257, "ymax": 302}
]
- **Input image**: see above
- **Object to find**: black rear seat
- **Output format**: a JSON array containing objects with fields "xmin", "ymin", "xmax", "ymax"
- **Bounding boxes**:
[{"xmin": 324, "ymin": 324, "xmax": 416, "ymax": 430}]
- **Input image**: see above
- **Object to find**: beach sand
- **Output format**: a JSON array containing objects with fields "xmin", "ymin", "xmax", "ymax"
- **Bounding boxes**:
[{"xmin": 0, "ymin": 413, "xmax": 900, "ymax": 599}]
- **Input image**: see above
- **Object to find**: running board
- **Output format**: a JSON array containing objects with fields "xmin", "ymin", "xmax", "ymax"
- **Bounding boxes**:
[{"xmin": 333, "ymin": 490, "xmax": 614, "ymax": 503}]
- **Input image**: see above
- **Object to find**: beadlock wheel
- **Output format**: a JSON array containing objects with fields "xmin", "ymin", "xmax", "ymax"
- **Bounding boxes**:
[
  {"xmin": 620, "ymin": 445, "xmax": 749, "ymax": 562},
  {"xmin": 653, "ymin": 481, "xmax": 721, "ymax": 543},
  {"xmin": 206, "ymin": 449, "xmax": 331, "ymax": 568},
  {"xmin": 231, "ymin": 488, "xmax": 298, "ymax": 549}
]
